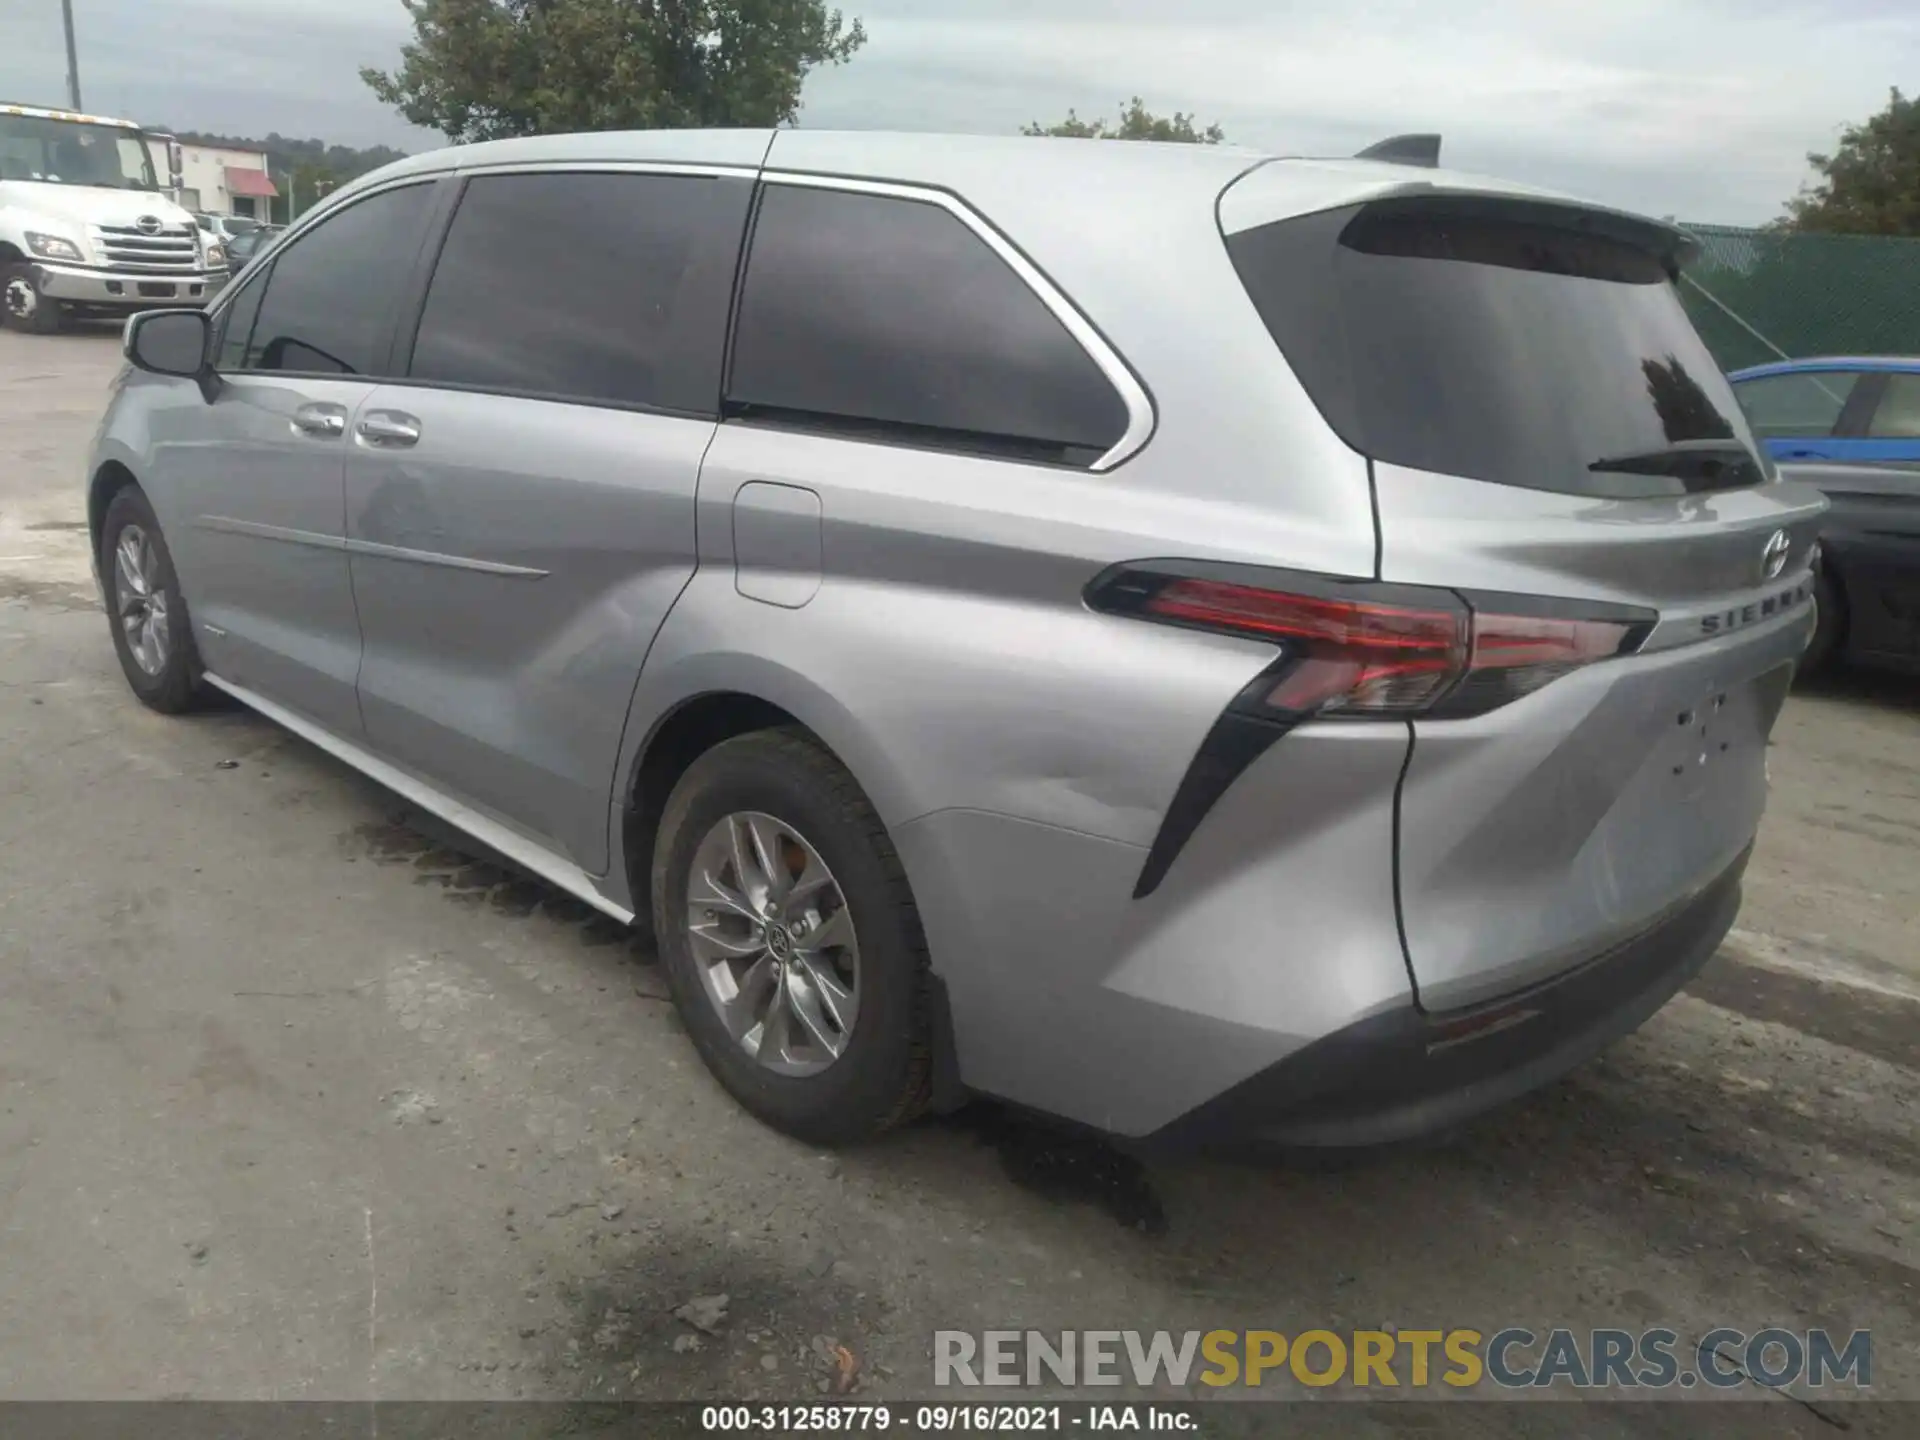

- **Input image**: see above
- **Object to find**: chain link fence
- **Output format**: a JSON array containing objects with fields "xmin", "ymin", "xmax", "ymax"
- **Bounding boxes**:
[{"xmin": 1678, "ymin": 223, "xmax": 1920, "ymax": 372}]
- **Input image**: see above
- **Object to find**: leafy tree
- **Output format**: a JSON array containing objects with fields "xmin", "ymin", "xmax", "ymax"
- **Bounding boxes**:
[
  {"xmin": 1784, "ymin": 87, "xmax": 1920, "ymax": 235},
  {"xmin": 1023, "ymin": 97, "xmax": 1224, "ymax": 145},
  {"xmin": 362, "ymin": 0, "xmax": 866, "ymax": 142}
]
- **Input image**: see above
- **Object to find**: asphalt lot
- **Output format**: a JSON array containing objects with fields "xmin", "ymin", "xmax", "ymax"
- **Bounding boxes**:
[{"xmin": 3, "ymin": 324, "xmax": 1919, "ymax": 1431}]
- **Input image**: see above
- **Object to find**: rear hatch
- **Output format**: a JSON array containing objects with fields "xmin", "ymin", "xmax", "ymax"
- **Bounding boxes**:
[{"xmin": 1223, "ymin": 167, "xmax": 1827, "ymax": 1010}]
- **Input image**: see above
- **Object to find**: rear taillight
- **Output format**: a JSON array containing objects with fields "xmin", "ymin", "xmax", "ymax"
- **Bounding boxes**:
[
  {"xmin": 1432, "ymin": 607, "xmax": 1645, "ymax": 717},
  {"xmin": 1140, "ymin": 577, "xmax": 1466, "ymax": 716},
  {"xmin": 1087, "ymin": 565, "xmax": 1652, "ymax": 721}
]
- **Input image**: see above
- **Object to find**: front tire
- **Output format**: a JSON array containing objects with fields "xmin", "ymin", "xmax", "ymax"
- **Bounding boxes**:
[
  {"xmin": 101, "ymin": 486, "xmax": 206, "ymax": 713},
  {"xmin": 2, "ymin": 262, "xmax": 65, "ymax": 334},
  {"xmin": 652, "ymin": 728, "xmax": 932, "ymax": 1144}
]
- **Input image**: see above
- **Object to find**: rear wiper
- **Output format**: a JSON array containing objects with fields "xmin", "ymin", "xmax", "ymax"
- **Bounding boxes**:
[{"xmin": 1587, "ymin": 439, "xmax": 1755, "ymax": 477}]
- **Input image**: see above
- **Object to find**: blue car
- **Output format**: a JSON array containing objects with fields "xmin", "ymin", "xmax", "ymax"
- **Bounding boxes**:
[
  {"xmin": 1729, "ymin": 358, "xmax": 1920, "ymax": 676},
  {"xmin": 1727, "ymin": 356, "xmax": 1920, "ymax": 466}
]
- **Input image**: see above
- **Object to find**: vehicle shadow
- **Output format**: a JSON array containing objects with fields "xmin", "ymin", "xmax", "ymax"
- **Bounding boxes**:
[
  {"xmin": 1795, "ymin": 663, "xmax": 1920, "ymax": 713},
  {"xmin": 56, "ymin": 317, "xmax": 130, "ymax": 340}
]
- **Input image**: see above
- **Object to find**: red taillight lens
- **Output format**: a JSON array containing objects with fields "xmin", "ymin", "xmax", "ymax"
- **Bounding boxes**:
[
  {"xmin": 1470, "ymin": 612, "xmax": 1637, "ymax": 669},
  {"xmin": 1432, "ymin": 611, "xmax": 1642, "ymax": 716},
  {"xmin": 1143, "ymin": 578, "xmax": 1466, "ymax": 716},
  {"xmin": 1089, "ymin": 566, "xmax": 1653, "ymax": 721}
]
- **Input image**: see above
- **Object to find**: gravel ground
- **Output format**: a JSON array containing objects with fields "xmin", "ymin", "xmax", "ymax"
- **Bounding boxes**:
[{"xmin": 2, "ymin": 324, "xmax": 1917, "ymax": 1434}]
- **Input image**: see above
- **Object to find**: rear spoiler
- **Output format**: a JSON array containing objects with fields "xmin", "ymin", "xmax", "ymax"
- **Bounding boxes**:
[
  {"xmin": 1355, "ymin": 133, "xmax": 1441, "ymax": 169},
  {"xmin": 1221, "ymin": 132, "xmax": 1704, "ymax": 276}
]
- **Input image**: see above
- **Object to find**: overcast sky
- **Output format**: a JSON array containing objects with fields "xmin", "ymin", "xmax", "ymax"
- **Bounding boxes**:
[{"xmin": 3, "ymin": 0, "xmax": 1914, "ymax": 223}]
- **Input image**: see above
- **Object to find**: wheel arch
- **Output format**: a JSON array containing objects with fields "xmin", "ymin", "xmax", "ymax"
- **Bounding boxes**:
[
  {"xmin": 616, "ymin": 678, "xmax": 965, "ymax": 1112},
  {"xmin": 89, "ymin": 457, "xmax": 142, "ymax": 565},
  {"xmin": 621, "ymin": 690, "xmax": 805, "ymax": 921},
  {"xmin": 1819, "ymin": 550, "xmax": 1851, "ymax": 617},
  {"xmin": 613, "ymin": 641, "xmax": 925, "ymax": 892},
  {"xmin": 1814, "ymin": 547, "xmax": 1852, "ymax": 662}
]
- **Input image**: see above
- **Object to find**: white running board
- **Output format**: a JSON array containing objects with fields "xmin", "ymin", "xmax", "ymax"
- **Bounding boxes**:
[{"xmin": 204, "ymin": 673, "xmax": 636, "ymax": 927}]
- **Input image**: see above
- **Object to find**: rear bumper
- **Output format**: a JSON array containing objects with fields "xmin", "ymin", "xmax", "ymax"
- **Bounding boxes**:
[
  {"xmin": 1145, "ymin": 843, "xmax": 1748, "ymax": 1152},
  {"xmin": 34, "ymin": 261, "xmax": 226, "ymax": 309}
]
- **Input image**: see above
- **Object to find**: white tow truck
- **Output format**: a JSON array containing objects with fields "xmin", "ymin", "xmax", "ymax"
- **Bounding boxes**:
[{"xmin": 1, "ymin": 100, "xmax": 227, "ymax": 334}]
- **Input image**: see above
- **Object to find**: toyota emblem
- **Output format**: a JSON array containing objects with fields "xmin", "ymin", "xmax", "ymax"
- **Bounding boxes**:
[
  {"xmin": 134, "ymin": 214, "xmax": 163, "ymax": 235},
  {"xmin": 1761, "ymin": 529, "xmax": 1790, "ymax": 581}
]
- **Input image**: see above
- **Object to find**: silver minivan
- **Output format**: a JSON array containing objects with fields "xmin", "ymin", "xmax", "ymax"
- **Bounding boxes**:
[{"xmin": 90, "ymin": 129, "xmax": 1824, "ymax": 1149}]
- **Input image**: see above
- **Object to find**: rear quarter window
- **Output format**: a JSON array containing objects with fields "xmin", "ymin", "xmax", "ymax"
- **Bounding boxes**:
[{"xmin": 726, "ymin": 183, "xmax": 1132, "ymax": 467}]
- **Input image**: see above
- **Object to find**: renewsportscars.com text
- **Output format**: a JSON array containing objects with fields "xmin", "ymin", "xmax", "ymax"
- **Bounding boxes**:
[{"xmin": 933, "ymin": 1327, "xmax": 1871, "ymax": 1391}]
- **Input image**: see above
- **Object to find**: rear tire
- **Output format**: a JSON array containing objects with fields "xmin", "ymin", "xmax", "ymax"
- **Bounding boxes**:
[
  {"xmin": 101, "ymin": 486, "xmax": 206, "ymax": 713},
  {"xmin": 2, "ymin": 262, "xmax": 65, "ymax": 334},
  {"xmin": 652, "ymin": 728, "xmax": 932, "ymax": 1145},
  {"xmin": 1799, "ymin": 569, "xmax": 1844, "ymax": 677}
]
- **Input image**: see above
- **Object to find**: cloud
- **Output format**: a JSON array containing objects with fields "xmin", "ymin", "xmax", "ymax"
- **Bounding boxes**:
[
  {"xmin": 3, "ymin": 0, "xmax": 1914, "ymax": 222},
  {"xmin": 0, "ymin": 0, "xmax": 434, "ymax": 148},
  {"xmin": 804, "ymin": 0, "xmax": 1920, "ymax": 220}
]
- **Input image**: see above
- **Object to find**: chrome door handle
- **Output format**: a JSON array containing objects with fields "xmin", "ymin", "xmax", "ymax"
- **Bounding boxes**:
[
  {"xmin": 290, "ymin": 404, "xmax": 347, "ymax": 438},
  {"xmin": 356, "ymin": 412, "xmax": 421, "ymax": 447}
]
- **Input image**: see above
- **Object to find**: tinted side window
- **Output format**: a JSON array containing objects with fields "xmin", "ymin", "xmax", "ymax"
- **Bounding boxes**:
[
  {"xmin": 1866, "ymin": 373, "xmax": 1920, "ymax": 438},
  {"xmin": 728, "ymin": 185, "xmax": 1129, "ymax": 465},
  {"xmin": 246, "ymin": 183, "xmax": 436, "ymax": 376},
  {"xmin": 214, "ymin": 265, "xmax": 269, "ymax": 372},
  {"xmin": 1734, "ymin": 372, "xmax": 1852, "ymax": 439},
  {"xmin": 408, "ymin": 171, "xmax": 753, "ymax": 415}
]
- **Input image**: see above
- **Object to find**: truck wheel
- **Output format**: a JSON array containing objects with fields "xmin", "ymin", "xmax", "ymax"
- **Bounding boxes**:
[{"xmin": 2, "ymin": 263, "xmax": 64, "ymax": 334}]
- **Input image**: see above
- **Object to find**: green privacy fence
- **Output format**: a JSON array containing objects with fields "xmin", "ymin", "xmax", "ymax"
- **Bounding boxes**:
[{"xmin": 1678, "ymin": 223, "xmax": 1920, "ymax": 372}]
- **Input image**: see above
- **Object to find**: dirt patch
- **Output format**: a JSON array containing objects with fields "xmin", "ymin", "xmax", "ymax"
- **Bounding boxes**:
[{"xmin": 343, "ymin": 812, "xmax": 657, "ymax": 960}]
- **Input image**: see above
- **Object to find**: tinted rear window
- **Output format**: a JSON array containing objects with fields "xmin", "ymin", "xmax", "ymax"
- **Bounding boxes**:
[{"xmin": 1227, "ymin": 199, "xmax": 1764, "ymax": 497}]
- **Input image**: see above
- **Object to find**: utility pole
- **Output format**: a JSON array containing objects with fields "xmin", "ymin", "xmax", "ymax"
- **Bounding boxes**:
[{"xmin": 61, "ymin": 0, "xmax": 84, "ymax": 110}]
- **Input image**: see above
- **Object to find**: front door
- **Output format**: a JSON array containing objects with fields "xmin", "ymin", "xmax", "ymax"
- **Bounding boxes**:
[
  {"xmin": 161, "ymin": 369, "xmax": 371, "ymax": 735},
  {"xmin": 345, "ymin": 167, "xmax": 755, "ymax": 871},
  {"xmin": 159, "ymin": 178, "xmax": 442, "ymax": 735}
]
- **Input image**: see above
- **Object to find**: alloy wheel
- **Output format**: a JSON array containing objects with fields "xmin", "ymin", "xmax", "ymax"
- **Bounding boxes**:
[
  {"xmin": 113, "ymin": 524, "xmax": 171, "ymax": 676},
  {"xmin": 684, "ymin": 811, "xmax": 860, "ymax": 1077}
]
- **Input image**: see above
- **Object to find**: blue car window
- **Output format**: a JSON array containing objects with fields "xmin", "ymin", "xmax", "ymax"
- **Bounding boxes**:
[
  {"xmin": 1733, "ymin": 371, "xmax": 1853, "ymax": 439},
  {"xmin": 1866, "ymin": 373, "xmax": 1920, "ymax": 438}
]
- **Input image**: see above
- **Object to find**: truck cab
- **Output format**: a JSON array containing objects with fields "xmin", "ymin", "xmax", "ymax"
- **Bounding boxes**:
[{"xmin": 1, "ymin": 101, "xmax": 227, "ymax": 333}]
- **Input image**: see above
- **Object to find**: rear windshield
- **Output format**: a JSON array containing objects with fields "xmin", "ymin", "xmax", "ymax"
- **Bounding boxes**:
[{"xmin": 1226, "ymin": 198, "xmax": 1765, "ymax": 497}]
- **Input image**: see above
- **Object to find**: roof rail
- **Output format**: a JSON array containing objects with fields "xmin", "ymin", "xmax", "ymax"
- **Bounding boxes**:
[{"xmin": 1354, "ymin": 133, "xmax": 1441, "ymax": 168}]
